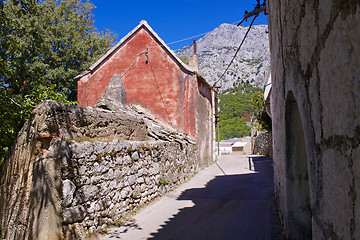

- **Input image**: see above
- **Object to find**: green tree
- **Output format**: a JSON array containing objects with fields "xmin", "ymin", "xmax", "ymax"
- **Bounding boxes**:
[
  {"xmin": 218, "ymin": 81, "xmax": 262, "ymax": 140},
  {"xmin": 219, "ymin": 117, "xmax": 251, "ymax": 140},
  {"xmin": 251, "ymin": 91, "xmax": 272, "ymax": 132},
  {"xmin": 0, "ymin": 0, "xmax": 116, "ymax": 162}
]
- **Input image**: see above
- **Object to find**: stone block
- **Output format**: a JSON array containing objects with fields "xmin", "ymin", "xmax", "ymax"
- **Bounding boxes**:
[
  {"xmin": 137, "ymin": 168, "xmax": 145, "ymax": 176},
  {"xmin": 129, "ymin": 175, "xmax": 136, "ymax": 186},
  {"xmin": 94, "ymin": 141, "xmax": 106, "ymax": 155},
  {"xmin": 78, "ymin": 165, "xmax": 87, "ymax": 176},
  {"xmin": 132, "ymin": 151, "xmax": 139, "ymax": 161},
  {"xmin": 140, "ymin": 183, "xmax": 147, "ymax": 192},
  {"xmin": 137, "ymin": 177, "xmax": 145, "ymax": 184},
  {"xmin": 76, "ymin": 185, "xmax": 99, "ymax": 203},
  {"xmin": 114, "ymin": 169, "xmax": 122, "ymax": 178},
  {"xmin": 149, "ymin": 163, "xmax": 160, "ymax": 175},
  {"xmin": 63, "ymin": 206, "xmax": 87, "ymax": 224},
  {"xmin": 70, "ymin": 142, "xmax": 86, "ymax": 159},
  {"xmin": 63, "ymin": 180, "xmax": 76, "ymax": 207},
  {"xmin": 132, "ymin": 186, "xmax": 142, "ymax": 199},
  {"xmin": 90, "ymin": 175, "xmax": 102, "ymax": 184},
  {"xmin": 131, "ymin": 164, "xmax": 139, "ymax": 174},
  {"xmin": 109, "ymin": 180, "xmax": 117, "ymax": 190},
  {"xmin": 88, "ymin": 202, "xmax": 96, "ymax": 214},
  {"xmin": 100, "ymin": 182, "xmax": 110, "ymax": 195},
  {"xmin": 121, "ymin": 187, "xmax": 132, "ymax": 199},
  {"xmin": 113, "ymin": 191, "xmax": 121, "ymax": 203},
  {"xmin": 122, "ymin": 166, "xmax": 131, "ymax": 176},
  {"xmin": 88, "ymin": 162, "xmax": 101, "ymax": 174},
  {"xmin": 107, "ymin": 169, "xmax": 114, "ymax": 179},
  {"xmin": 115, "ymin": 156, "xmax": 124, "ymax": 165},
  {"xmin": 123, "ymin": 155, "xmax": 132, "ymax": 165}
]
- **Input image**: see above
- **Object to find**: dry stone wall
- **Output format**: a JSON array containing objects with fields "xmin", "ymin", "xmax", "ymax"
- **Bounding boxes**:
[
  {"xmin": 252, "ymin": 131, "xmax": 272, "ymax": 158},
  {"xmin": 62, "ymin": 139, "xmax": 196, "ymax": 238},
  {"xmin": 0, "ymin": 100, "xmax": 198, "ymax": 240}
]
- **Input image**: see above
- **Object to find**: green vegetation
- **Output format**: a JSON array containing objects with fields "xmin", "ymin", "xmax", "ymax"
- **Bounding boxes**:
[
  {"xmin": 218, "ymin": 81, "xmax": 263, "ymax": 140},
  {"xmin": 177, "ymin": 55, "xmax": 189, "ymax": 65},
  {"xmin": 158, "ymin": 178, "xmax": 168, "ymax": 186},
  {"xmin": 251, "ymin": 91, "xmax": 272, "ymax": 132},
  {"xmin": 0, "ymin": 0, "xmax": 116, "ymax": 162}
]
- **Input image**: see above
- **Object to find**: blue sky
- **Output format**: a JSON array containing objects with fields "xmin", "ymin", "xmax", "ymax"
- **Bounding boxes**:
[{"xmin": 91, "ymin": 0, "xmax": 268, "ymax": 50}]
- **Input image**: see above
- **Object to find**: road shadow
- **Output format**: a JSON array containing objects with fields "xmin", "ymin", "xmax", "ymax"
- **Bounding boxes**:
[
  {"xmin": 148, "ymin": 156, "xmax": 282, "ymax": 240},
  {"xmin": 102, "ymin": 222, "xmax": 142, "ymax": 239}
]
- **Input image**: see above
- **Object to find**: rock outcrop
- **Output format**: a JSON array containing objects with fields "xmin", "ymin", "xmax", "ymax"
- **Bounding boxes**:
[
  {"xmin": 176, "ymin": 24, "xmax": 270, "ymax": 89},
  {"xmin": 95, "ymin": 74, "xmax": 127, "ymax": 111}
]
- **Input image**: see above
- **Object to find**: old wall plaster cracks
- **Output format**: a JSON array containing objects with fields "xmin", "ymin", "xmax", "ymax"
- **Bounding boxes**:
[{"xmin": 268, "ymin": 0, "xmax": 360, "ymax": 239}]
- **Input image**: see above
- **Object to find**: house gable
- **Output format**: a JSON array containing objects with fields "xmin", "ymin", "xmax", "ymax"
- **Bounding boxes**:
[
  {"xmin": 77, "ymin": 21, "xmax": 201, "ymax": 136},
  {"xmin": 78, "ymin": 20, "xmax": 196, "ymax": 77}
]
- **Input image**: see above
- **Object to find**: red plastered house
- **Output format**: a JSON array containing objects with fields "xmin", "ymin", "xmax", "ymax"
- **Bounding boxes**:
[{"xmin": 75, "ymin": 20, "xmax": 216, "ymax": 166}]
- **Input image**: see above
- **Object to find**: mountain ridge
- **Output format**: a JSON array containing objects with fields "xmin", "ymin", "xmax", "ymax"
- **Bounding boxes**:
[{"xmin": 175, "ymin": 23, "xmax": 270, "ymax": 89}]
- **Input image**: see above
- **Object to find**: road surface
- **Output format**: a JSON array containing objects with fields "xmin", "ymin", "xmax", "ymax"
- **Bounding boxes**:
[{"xmin": 98, "ymin": 155, "xmax": 281, "ymax": 240}]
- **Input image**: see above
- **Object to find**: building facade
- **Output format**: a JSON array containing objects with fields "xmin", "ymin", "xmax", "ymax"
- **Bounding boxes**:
[
  {"xmin": 76, "ymin": 21, "xmax": 216, "ymax": 166},
  {"xmin": 268, "ymin": 1, "xmax": 360, "ymax": 239}
]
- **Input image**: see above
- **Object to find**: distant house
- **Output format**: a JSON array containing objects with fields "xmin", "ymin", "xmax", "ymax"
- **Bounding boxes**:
[
  {"xmin": 218, "ymin": 142, "xmax": 233, "ymax": 155},
  {"xmin": 232, "ymin": 141, "xmax": 247, "ymax": 152},
  {"xmin": 75, "ymin": 20, "xmax": 216, "ymax": 166},
  {"xmin": 217, "ymin": 138, "xmax": 251, "ymax": 155}
]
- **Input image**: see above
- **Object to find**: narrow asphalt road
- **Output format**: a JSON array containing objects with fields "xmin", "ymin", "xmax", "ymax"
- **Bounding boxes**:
[{"xmin": 98, "ymin": 155, "xmax": 282, "ymax": 240}]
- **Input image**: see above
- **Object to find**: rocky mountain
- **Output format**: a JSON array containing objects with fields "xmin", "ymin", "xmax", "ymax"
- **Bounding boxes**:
[{"xmin": 175, "ymin": 23, "xmax": 270, "ymax": 90}]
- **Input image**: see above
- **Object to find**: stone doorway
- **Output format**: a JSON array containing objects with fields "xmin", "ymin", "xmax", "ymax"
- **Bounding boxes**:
[{"xmin": 285, "ymin": 91, "xmax": 312, "ymax": 239}]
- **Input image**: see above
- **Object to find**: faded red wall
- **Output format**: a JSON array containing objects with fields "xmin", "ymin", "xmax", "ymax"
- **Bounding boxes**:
[{"xmin": 78, "ymin": 27, "xmax": 198, "ymax": 137}]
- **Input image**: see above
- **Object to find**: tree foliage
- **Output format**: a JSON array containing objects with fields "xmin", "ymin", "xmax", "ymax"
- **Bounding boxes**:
[
  {"xmin": 0, "ymin": 0, "xmax": 116, "ymax": 162},
  {"xmin": 251, "ymin": 91, "xmax": 272, "ymax": 132},
  {"xmin": 218, "ymin": 81, "xmax": 262, "ymax": 140}
]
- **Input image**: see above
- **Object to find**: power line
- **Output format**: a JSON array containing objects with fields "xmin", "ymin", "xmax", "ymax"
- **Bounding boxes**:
[
  {"xmin": 120, "ymin": 50, "xmax": 148, "ymax": 78},
  {"xmin": 149, "ymin": 19, "xmax": 248, "ymax": 49},
  {"xmin": 213, "ymin": 14, "xmax": 259, "ymax": 87},
  {"xmin": 166, "ymin": 32, "xmax": 209, "ymax": 46},
  {"xmin": 109, "ymin": 14, "xmax": 259, "ymax": 89}
]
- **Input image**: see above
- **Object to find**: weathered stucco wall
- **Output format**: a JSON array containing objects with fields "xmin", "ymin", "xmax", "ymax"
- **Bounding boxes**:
[
  {"xmin": 268, "ymin": 1, "xmax": 360, "ymax": 239},
  {"xmin": 0, "ymin": 101, "xmax": 198, "ymax": 240},
  {"xmin": 196, "ymin": 79, "xmax": 213, "ymax": 166},
  {"xmin": 77, "ymin": 26, "xmax": 203, "ymax": 139},
  {"xmin": 77, "ymin": 23, "xmax": 215, "ymax": 165}
]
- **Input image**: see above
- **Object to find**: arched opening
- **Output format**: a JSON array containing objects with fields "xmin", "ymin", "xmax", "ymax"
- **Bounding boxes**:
[{"xmin": 285, "ymin": 91, "xmax": 312, "ymax": 239}]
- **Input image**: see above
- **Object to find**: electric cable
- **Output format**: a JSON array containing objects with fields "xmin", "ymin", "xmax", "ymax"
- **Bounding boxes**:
[
  {"xmin": 213, "ymin": 14, "xmax": 259, "ymax": 87},
  {"xmin": 148, "ymin": 19, "xmax": 248, "ymax": 50}
]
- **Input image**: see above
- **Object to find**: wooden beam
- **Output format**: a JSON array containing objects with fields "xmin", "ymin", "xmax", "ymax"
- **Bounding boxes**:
[
  {"xmin": 245, "ymin": 6, "xmax": 267, "ymax": 19},
  {"xmin": 237, "ymin": 5, "xmax": 267, "ymax": 26}
]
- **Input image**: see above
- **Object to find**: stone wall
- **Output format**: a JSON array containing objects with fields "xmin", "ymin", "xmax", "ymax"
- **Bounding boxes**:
[
  {"xmin": 252, "ymin": 131, "xmax": 272, "ymax": 158},
  {"xmin": 62, "ymin": 139, "xmax": 196, "ymax": 239},
  {"xmin": 0, "ymin": 100, "xmax": 198, "ymax": 239},
  {"xmin": 268, "ymin": 1, "xmax": 360, "ymax": 239}
]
